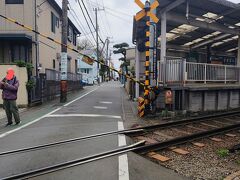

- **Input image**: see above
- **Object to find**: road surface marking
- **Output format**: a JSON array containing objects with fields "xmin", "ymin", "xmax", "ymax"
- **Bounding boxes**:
[
  {"xmin": 93, "ymin": 106, "xmax": 108, "ymax": 109},
  {"xmin": 63, "ymin": 87, "xmax": 98, "ymax": 107},
  {"xmin": 0, "ymin": 108, "xmax": 61, "ymax": 138},
  {"xmin": 99, "ymin": 101, "xmax": 113, "ymax": 104},
  {"xmin": 0, "ymin": 87, "xmax": 99, "ymax": 138},
  {"xmin": 47, "ymin": 114, "xmax": 121, "ymax": 119},
  {"xmin": 118, "ymin": 121, "xmax": 129, "ymax": 180}
]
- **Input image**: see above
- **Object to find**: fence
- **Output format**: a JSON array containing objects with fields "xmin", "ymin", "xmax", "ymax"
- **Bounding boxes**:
[
  {"xmin": 45, "ymin": 69, "xmax": 82, "ymax": 81},
  {"xmin": 29, "ymin": 69, "xmax": 83, "ymax": 103},
  {"xmin": 159, "ymin": 57, "xmax": 240, "ymax": 85}
]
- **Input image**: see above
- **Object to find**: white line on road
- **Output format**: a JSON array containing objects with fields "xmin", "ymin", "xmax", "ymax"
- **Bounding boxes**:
[
  {"xmin": 0, "ymin": 87, "xmax": 99, "ymax": 138},
  {"xmin": 93, "ymin": 106, "xmax": 108, "ymax": 109},
  {"xmin": 99, "ymin": 101, "xmax": 113, "ymax": 104},
  {"xmin": 0, "ymin": 108, "xmax": 61, "ymax": 138},
  {"xmin": 63, "ymin": 88, "xmax": 98, "ymax": 107},
  {"xmin": 47, "ymin": 114, "xmax": 121, "ymax": 119},
  {"xmin": 118, "ymin": 121, "xmax": 129, "ymax": 180}
]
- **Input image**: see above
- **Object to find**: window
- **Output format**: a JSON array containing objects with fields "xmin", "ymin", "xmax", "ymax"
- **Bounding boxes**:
[
  {"xmin": 68, "ymin": 26, "xmax": 73, "ymax": 42},
  {"xmin": 56, "ymin": 17, "xmax": 59, "ymax": 28},
  {"xmin": 53, "ymin": 59, "xmax": 55, "ymax": 69},
  {"xmin": 51, "ymin": 12, "xmax": 55, "ymax": 33},
  {"xmin": 73, "ymin": 32, "xmax": 77, "ymax": 46},
  {"xmin": 6, "ymin": 0, "xmax": 23, "ymax": 4},
  {"xmin": 75, "ymin": 59, "xmax": 78, "ymax": 73},
  {"xmin": 84, "ymin": 69, "xmax": 89, "ymax": 74},
  {"xmin": 10, "ymin": 44, "xmax": 28, "ymax": 62},
  {"xmin": 51, "ymin": 12, "xmax": 59, "ymax": 33}
]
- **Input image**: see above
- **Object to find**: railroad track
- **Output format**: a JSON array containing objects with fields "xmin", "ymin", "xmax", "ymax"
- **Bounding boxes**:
[{"xmin": 1, "ymin": 110, "xmax": 240, "ymax": 179}]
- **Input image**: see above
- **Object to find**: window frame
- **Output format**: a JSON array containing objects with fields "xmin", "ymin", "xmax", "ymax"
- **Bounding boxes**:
[{"xmin": 5, "ymin": 0, "xmax": 24, "ymax": 4}]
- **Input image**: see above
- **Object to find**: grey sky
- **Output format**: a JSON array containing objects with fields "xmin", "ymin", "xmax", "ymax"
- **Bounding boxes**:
[{"xmin": 55, "ymin": 0, "xmax": 239, "ymax": 69}]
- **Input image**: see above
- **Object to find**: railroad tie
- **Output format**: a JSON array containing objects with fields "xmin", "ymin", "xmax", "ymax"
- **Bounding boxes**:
[
  {"xmin": 192, "ymin": 142, "xmax": 205, "ymax": 147},
  {"xmin": 209, "ymin": 137, "xmax": 223, "ymax": 142},
  {"xmin": 225, "ymin": 133, "xmax": 237, "ymax": 137},
  {"xmin": 147, "ymin": 152, "xmax": 171, "ymax": 162},
  {"xmin": 171, "ymin": 148, "xmax": 190, "ymax": 155}
]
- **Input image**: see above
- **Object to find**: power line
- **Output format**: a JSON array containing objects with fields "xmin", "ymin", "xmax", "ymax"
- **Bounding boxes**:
[
  {"xmin": 75, "ymin": 0, "xmax": 97, "ymax": 44},
  {"xmin": 68, "ymin": 5, "xmax": 95, "ymax": 46},
  {"xmin": 105, "ymin": 10, "xmax": 133, "ymax": 24},
  {"xmin": 80, "ymin": 0, "xmax": 105, "ymax": 44},
  {"xmin": 87, "ymin": 0, "xmax": 132, "ymax": 17}
]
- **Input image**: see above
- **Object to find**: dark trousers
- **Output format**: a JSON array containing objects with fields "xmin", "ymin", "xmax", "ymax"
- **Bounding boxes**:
[{"xmin": 3, "ymin": 100, "xmax": 20, "ymax": 124}]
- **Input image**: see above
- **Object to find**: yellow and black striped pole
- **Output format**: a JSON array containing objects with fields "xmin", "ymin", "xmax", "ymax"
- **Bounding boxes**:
[{"xmin": 144, "ymin": 4, "xmax": 151, "ymax": 114}]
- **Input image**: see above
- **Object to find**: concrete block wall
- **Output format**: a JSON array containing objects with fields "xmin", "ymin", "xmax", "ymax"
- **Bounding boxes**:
[
  {"xmin": 204, "ymin": 91, "xmax": 216, "ymax": 111},
  {"xmin": 186, "ymin": 89, "xmax": 240, "ymax": 112},
  {"xmin": 229, "ymin": 90, "xmax": 239, "ymax": 108},
  {"xmin": 217, "ymin": 91, "xmax": 228, "ymax": 110},
  {"xmin": 188, "ymin": 92, "xmax": 203, "ymax": 112}
]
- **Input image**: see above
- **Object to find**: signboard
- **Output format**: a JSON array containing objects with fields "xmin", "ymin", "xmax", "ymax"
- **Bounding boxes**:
[
  {"xmin": 61, "ymin": 52, "xmax": 68, "ymax": 80},
  {"xmin": 82, "ymin": 55, "xmax": 94, "ymax": 65},
  {"xmin": 165, "ymin": 90, "xmax": 173, "ymax": 104}
]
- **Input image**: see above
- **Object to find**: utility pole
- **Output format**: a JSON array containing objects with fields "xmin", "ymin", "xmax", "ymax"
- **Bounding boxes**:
[
  {"xmin": 94, "ymin": 8, "xmax": 100, "ymax": 85},
  {"xmin": 94, "ymin": 7, "xmax": 104, "ymax": 84},
  {"xmin": 106, "ymin": 37, "xmax": 110, "ymax": 79},
  {"xmin": 60, "ymin": 0, "xmax": 68, "ymax": 103}
]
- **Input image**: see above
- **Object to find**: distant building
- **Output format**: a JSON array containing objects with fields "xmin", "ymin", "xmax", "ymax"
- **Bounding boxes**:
[
  {"xmin": 126, "ymin": 48, "xmax": 136, "ymax": 76},
  {"xmin": 78, "ymin": 49, "xmax": 98, "ymax": 85},
  {"xmin": 0, "ymin": 0, "xmax": 81, "ymax": 75}
]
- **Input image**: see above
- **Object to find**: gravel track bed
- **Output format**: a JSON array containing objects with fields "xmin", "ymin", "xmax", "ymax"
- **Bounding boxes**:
[
  {"xmin": 176, "ymin": 126, "xmax": 202, "ymax": 134},
  {"xmin": 158, "ymin": 128, "xmax": 187, "ymax": 137},
  {"xmin": 191, "ymin": 123, "xmax": 215, "ymax": 131},
  {"xmin": 150, "ymin": 131, "xmax": 240, "ymax": 180},
  {"xmin": 202, "ymin": 121, "xmax": 228, "ymax": 128}
]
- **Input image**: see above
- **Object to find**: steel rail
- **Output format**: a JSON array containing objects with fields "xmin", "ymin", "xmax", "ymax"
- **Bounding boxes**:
[
  {"xmin": 2, "ymin": 122, "xmax": 240, "ymax": 179},
  {"xmin": 1, "ymin": 141, "xmax": 146, "ymax": 180},
  {"xmin": 0, "ymin": 110, "xmax": 240, "ymax": 156},
  {"xmin": 133, "ymin": 122, "xmax": 240, "ymax": 154}
]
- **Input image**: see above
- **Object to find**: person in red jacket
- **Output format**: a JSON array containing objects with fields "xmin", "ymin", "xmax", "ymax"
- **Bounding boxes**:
[{"xmin": 0, "ymin": 68, "xmax": 21, "ymax": 126}]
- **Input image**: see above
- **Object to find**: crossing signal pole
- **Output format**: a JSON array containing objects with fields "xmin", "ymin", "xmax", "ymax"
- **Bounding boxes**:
[
  {"xmin": 60, "ymin": 0, "xmax": 69, "ymax": 103},
  {"xmin": 134, "ymin": 0, "xmax": 159, "ymax": 117}
]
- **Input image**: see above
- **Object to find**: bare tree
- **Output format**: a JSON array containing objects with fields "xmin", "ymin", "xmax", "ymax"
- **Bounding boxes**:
[{"xmin": 77, "ymin": 38, "xmax": 94, "ymax": 50}]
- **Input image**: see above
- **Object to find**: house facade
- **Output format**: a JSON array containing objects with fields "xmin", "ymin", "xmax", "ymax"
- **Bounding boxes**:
[
  {"xmin": 0, "ymin": 0, "xmax": 81, "ymax": 75},
  {"xmin": 78, "ymin": 50, "xmax": 98, "ymax": 85}
]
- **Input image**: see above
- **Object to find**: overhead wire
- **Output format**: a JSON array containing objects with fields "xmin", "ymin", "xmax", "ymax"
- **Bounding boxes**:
[
  {"xmin": 75, "ymin": 0, "xmax": 97, "ymax": 44},
  {"xmin": 68, "ymin": 4, "xmax": 95, "ymax": 47},
  {"xmin": 80, "ymin": 0, "xmax": 105, "ymax": 44}
]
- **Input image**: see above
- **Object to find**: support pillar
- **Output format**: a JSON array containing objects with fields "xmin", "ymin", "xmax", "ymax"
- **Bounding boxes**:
[
  {"xmin": 160, "ymin": 13, "xmax": 167, "ymax": 62},
  {"xmin": 238, "ymin": 35, "xmax": 240, "ymax": 66},
  {"xmin": 135, "ymin": 48, "xmax": 140, "ymax": 99}
]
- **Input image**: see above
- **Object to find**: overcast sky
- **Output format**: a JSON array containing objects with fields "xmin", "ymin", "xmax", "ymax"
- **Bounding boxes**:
[{"xmin": 55, "ymin": 0, "xmax": 240, "ymax": 69}]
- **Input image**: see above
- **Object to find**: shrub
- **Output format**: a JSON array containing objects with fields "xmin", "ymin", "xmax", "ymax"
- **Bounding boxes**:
[
  {"xmin": 26, "ymin": 79, "xmax": 36, "ymax": 91},
  {"xmin": 217, "ymin": 148, "xmax": 229, "ymax": 157},
  {"xmin": 15, "ymin": 60, "xmax": 26, "ymax": 67}
]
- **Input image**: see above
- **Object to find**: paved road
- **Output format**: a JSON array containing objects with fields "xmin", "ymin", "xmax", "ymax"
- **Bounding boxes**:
[{"xmin": 0, "ymin": 82, "xmax": 186, "ymax": 180}]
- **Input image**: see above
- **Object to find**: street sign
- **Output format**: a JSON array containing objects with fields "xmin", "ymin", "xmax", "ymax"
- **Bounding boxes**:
[{"xmin": 61, "ymin": 52, "xmax": 68, "ymax": 80}]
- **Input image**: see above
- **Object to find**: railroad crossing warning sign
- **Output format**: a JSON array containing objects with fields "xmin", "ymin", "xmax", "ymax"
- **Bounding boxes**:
[
  {"xmin": 134, "ymin": 0, "xmax": 159, "ymax": 23},
  {"xmin": 165, "ymin": 90, "xmax": 173, "ymax": 104}
]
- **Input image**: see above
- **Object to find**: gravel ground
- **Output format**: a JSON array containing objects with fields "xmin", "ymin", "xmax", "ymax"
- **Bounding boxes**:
[
  {"xmin": 158, "ymin": 128, "xmax": 187, "ymax": 137},
  {"xmin": 150, "ymin": 131, "xmax": 240, "ymax": 180}
]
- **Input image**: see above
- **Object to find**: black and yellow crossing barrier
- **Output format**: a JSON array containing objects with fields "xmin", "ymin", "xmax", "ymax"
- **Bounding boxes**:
[
  {"xmin": 138, "ymin": 97, "xmax": 145, "ymax": 117},
  {"xmin": 135, "ymin": 0, "xmax": 159, "ymax": 117},
  {"xmin": 0, "ymin": 14, "xmax": 148, "ymax": 90}
]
